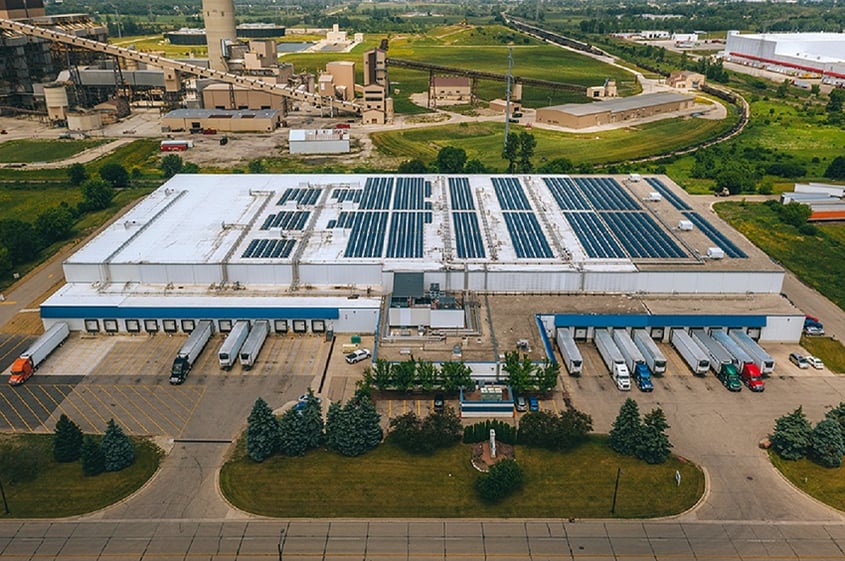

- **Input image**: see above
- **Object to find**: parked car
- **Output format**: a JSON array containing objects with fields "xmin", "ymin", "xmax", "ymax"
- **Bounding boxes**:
[
  {"xmin": 515, "ymin": 396, "xmax": 527, "ymax": 412},
  {"xmin": 789, "ymin": 352, "xmax": 809, "ymax": 369},
  {"xmin": 805, "ymin": 355, "xmax": 825, "ymax": 370},
  {"xmin": 433, "ymin": 393, "xmax": 445, "ymax": 412},
  {"xmin": 528, "ymin": 396, "xmax": 540, "ymax": 412},
  {"xmin": 804, "ymin": 325, "xmax": 825, "ymax": 336},
  {"xmin": 297, "ymin": 394, "xmax": 322, "ymax": 404},
  {"xmin": 345, "ymin": 348, "xmax": 371, "ymax": 364}
]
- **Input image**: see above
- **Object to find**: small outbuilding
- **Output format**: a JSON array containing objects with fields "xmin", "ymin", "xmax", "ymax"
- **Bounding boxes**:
[
  {"xmin": 668, "ymin": 70, "xmax": 706, "ymax": 89},
  {"xmin": 289, "ymin": 129, "xmax": 350, "ymax": 154}
]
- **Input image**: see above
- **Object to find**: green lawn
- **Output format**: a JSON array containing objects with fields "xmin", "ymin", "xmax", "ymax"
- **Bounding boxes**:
[
  {"xmin": 220, "ymin": 437, "xmax": 703, "ymax": 518},
  {"xmin": 0, "ymin": 434, "xmax": 162, "ymax": 518},
  {"xmin": 714, "ymin": 201, "xmax": 845, "ymax": 313},
  {"xmin": 800, "ymin": 336, "xmax": 845, "ymax": 374},
  {"xmin": 0, "ymin": 139, "xmax": 109, "ymax": 164},
  {"xmin": 372, "ymin": 114, "xmax": 735, "ymax": 171},
  {"xmin": 770, "ymin": 450, "xmax": 845, "ymax": 511}
]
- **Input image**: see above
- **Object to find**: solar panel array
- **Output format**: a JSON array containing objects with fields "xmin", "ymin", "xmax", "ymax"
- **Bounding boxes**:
[
  {"xmin": 575, "ymin": 177, "xmax": 640, "ymax": 211},
  {"xmin": 543, "ymin": 177, "xmax": 591, "ymax": 211},
  {"xmin": 393, "ymin": 177, "xmax": 426, "ymax": 210},
  {"xmin": 504, "ymin": 212, "xmax": 553, "ymax": 259},
  {"xmin": 449, "ymin": 177, "xmax": 475, "ymax": 210},
  {"xmin": 342, "ymin": 212, "xmax": 389, "ymax": 258},
  {"xmin": 564, "ymin": 212, "xmax": 625, "ymax": 258},
  {"xmin": 386, "ymin": 212, "xmax": 425, "ymax": 258},
  {"xmin": 278, "ymin": 188, "xmax": 322, "ymax": 206},
  {"xmin": 241, "ymin": 239, "xmax": 296, "ymax": 259},
  {"xmin": 453, "ymin": 212, "xmax": 485, "ymax": 259},
  {"xmin": 603, "ymin": 212, "xmax": 686, "ymax": 258},
  {"xmin": 260, "ymin": 211, "xmax": 310, "ymax": 230},
  {"xmin": 644, "ymin": 177, "xmax": 691, "ymax": 210},
  {"xmin": 493, "ymin": 177, "xmax": 531, "ymax": 210},
  {"xmin": 360, "ymin": 177, "xmax": 394, "ymax": 210},
  {"xmin": 682, "ymin": 211, "xmax": 748, "ymax": 258},
  {"xmin": 332, "ymin": 188, "xmax": 363, "ymax": 204}
]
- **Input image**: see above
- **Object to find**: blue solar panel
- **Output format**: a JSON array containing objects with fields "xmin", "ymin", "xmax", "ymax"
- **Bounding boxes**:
[
  {"xmin": 360, "ymin": 177, "xmax": 394, "ymax": 210},
  {"xmin": 573, "ymin": 177, "xmax": 640, "ymax": 211},
  {"xmin": 449, "ymin": 177, "xmax": 475, "ymax": 210},
  {"xmin": 603, "ymin": 212, "xmax": 686, "ymax": 259},
  {"xmin": 564, "ymin": 212, "xmax": 626, "ymax": 259},
  {"xmin": 333, "ymin": 188, "xmax": 363, "ymax": 204},
  {"xmin": 386, "ymin": 212, "xmax": 425, "ymax": 258},
  {"xmin": 503, "ymin": 212, "xmax": 553, "ymax": 259},
  {"xmin": 260, "ymin": 211, "xmax": 310, "ymax": 230},
  {"xmin": 645, "ymin": 177, "xmax": 691, "ymax": 211},
  {"xmin": 453, "ymin": 212, "xmax": 485, "ymax": 259},
  {"xmin": 278, "ymin": 188, "xmax": 322, "ymax": 206},
  {"xmin": 393, "ymin": 177, "xmax": 426, "ymax": 210},
  {"xmin": 343, "ymin": 212, "xmax": 389, "ymax": 258},
  {"xmin": 682, "ymin": 211, "xmax": 748, "ymax": 258},
  {"xmin": 543, "ymin": 177, "xmax": 591, "ymax": 210},
  {"xmin": 493, "ymin": 177, "xmax": 531, "ymax": 210},
  {"xmin": 241, "ymin": 239, "xmax": 295, "ymax": 259}
]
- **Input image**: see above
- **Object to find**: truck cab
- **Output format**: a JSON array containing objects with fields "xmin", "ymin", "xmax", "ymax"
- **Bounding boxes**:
[
  {"xmin": 633, "ymin": 363, "xmax": 653, "ymax": 392},
  {"xmin": 612, "ymin": 363, "xmax": 631, "ymax": 391},
  {"xmin": 8, "ymin": 357, "xmax": 33, "ymax": 385},
  {"xmin": 170, "ymin": 356, "xmax": 190, "ymax": 385},
  {"xmin": 741, "ymin": 363, "xmax": 765, "ymax": 392},
  {"xmin": 717, "ymin": 363, "xmax": 742, "ymax": 392}
]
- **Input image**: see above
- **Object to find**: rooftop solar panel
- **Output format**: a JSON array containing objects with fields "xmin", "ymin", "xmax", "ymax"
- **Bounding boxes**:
[
  {"xmin": 260, "ymin": 211, "xmax": 310, "ymax": 230},
  {"xmin": 386, "ymin": 212, "xmax": 424, "ymax": 258},
  {"xmin": 493, "ymin": 177, "xmax": 531, "ymax": 210},
  {"xmin": 393, "ymin": 177, "xmax": 426, "ymax": 210},
  {"xmin": 574, "ymin": 177, "xmax": 640, "ymax": 211},
  {"xmin": 503, "ymin": 212, "xmax": 553, "ymax": 259},
  {"xmin": 452, "ymin": 211, "xmax": 485, "ymax": 259},
  {"xmin": 644, "ymin": 177, "xmax": 691, "ymax": 210},
  {"xmin": 564, "ymin": 212, "xmax": 626, "ymax": 259},
  {"xmin": 360, "ymin": 177, "xmax": 394, "ymax": 210},
  {"xmin": 543, "ymin": 177, "xmax": 590, "ymax": 210},
  {"xmin": 343, "ymin": 211, "xmax": 389, "ymax": 258},
  {"xmin": 449, "ymin": 177, "xmax": 475, "ymax": 210},
  {"xmin": 682, "ymin": 211, "xmax": 748, "ymax": 258},
  {"xmin": 278, "ymin": 188, "xmax": 322, "ymax": 206},
  {"xmin": 241, "ymin": 238, "xmax": 295, "ymax": 259},
  {"xmin": 603, "ymin": 212, "xmax": 686, "ymax": 259}
]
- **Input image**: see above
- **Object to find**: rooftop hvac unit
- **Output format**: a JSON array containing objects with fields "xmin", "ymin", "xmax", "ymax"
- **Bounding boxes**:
[
  {"xmin": 707, "ymin": 247, "xmax": 725, "ymax": 259},
  {"xmin": 629, "ymin": 173, "xmax": 641, "ymax": 182},
  {"xmin": 647, "ymin": 192, "xmax": 662, "ymax": 202},
  {"xmin": 678, "ymin": 219, "xmax": 694, "ymax": 231}
]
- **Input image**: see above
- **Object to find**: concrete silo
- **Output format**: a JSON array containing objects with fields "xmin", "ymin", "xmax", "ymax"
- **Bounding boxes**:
[{"xmin": 202, "ymin": 0, "xmax": 237, "ymax": 72}]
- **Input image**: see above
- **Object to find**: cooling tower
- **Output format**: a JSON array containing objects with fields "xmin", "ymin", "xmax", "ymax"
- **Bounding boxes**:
[{"xmin": 202, "ymin": 0, "xmax": 237, "ymax": 72}]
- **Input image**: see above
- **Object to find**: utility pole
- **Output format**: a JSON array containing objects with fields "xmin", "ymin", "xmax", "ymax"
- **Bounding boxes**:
[{"xmin": 503, "ymin": 47, "xmax": 513, "ymax": 152}]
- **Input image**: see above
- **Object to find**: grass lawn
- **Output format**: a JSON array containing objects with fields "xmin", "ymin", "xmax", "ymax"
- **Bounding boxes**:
[
  {"xmin": 372, "ymin": 115, "xmax": 734, "ymax": 171},
  {"xmin": 800, "ymin": 336, "xmax": 845, "ymax": 374},
  {"xmin": 770, "ymin": 450, "xmax": 845, "ymax": 511},
  {"xmin": 220, "ymin": 437, "xmax": 703, "ymax": 518},
  {"xmin": 0, "ymin": 434, "xmax": 162, "ymax": 518},
  {"xmin": 714, "ymin": 201, "xmax": 845, "ymax": 312},
  {"xmin": 0, "ymin": 139, "xmax": 109, "ymax": 164}
]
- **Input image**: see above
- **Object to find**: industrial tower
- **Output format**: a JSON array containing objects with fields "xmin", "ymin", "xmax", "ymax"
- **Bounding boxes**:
[{"xmin": 202, "ymin": 0, "xmax": 237, "ymax": 72}]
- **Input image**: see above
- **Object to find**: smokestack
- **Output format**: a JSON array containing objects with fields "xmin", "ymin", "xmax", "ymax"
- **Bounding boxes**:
[{"xmin": 202, "ymin": 0, "xmax": 237, "ymax": 72}]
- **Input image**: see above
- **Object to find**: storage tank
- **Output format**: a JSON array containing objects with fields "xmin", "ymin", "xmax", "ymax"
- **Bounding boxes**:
[
  {"xmin": 202, "ymin": 0, "xmax": 238, "ymax": 72},
  {"xmin": 44, "ymin": 85, "xmax": 69, "ymax": 121}
]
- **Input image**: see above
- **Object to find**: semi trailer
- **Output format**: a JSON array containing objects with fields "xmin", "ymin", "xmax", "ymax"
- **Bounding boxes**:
[
  {"xmin": 594, "ymin": 329, "xmax": 631, "ymax": 391},
  {"xmin": 671, "ymin": 329, "xmax": 710, "ymax": 376},
  {"xmin": 170, "ymin": 320, "xmax": 213, "ymax": 384},
  {"xmin": 728, "ymin": 329, "xmax": 775, "ymax": 375},
  {"xmin": 612, "ymin": 329, "xmax": 653, "ymax": 392},
  {"xmin": 218, "ymin": 320, "xmax": 250, "ymax": 369},
  {"xmin": 8, "ymin": 322, "xmax": 70, "ymax": 386},
  {"xmin": 690, "ymin": 329, "xmax": 742, "ymax": 391},
  {"xmin": 711, "ymin": 329, "xmax": 764, "ymax": 391},
  {"xmin": 239, "ymin": 320, "xmax": 269, "ymax": 369},
  {"xmin": 555, "ymin": 328, "xmax": 583, "ymax": 376},
  {"xmin": 632, "ymin": 329, "xmax": 667, "ymax": 375}
]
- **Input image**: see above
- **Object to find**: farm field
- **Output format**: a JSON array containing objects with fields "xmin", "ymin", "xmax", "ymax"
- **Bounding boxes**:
[
  {"xmin": 372, "ymin": 113, "xmax": 734, "ymax": 170},
  {"xmin": 0, "ymin": 139, "xmax": 109, "ymax": 164},
  {"xmin": 220, "ymin": 437, "xmax": 703, "ymax": 519}
]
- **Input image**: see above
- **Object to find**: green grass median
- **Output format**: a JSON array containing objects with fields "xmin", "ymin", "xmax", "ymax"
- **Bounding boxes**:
[
  {"xmin": 220, "ymin": 436, "xmax": 704, "ymax": 518},
  {"xmin": 770, "ymin": 451, "xmax": 845, "ymax": 511},
  {"xmin": 0, "ymin": 434, "xmax": 162, "ymax": 518}
]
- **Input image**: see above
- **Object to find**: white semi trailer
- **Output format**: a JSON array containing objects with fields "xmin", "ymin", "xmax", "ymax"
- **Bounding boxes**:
[
  {"xmin": 218, "ymin": 320, "xmax": 250, "ymax": 369},
  {"xmin": 594, "ymin": 329, "xmax": 631, "ymax": 391},
  {"xmin": 239, "ymin": 320, "xmax": 269, "ymax": 369},
  {"xmin": 671, "ymin": 329, "xmax": 710, "ymax": 375},
  {"xmin": 632, "ymin": 329, "xmax": 666, "ymax": 375},
  {"xmin": 555, "ymin": 328, "xmax": 583, "ymax": 376},
  {"xmin": 729, "ymin": 329, "xmax": 775, "ymax": 374}
]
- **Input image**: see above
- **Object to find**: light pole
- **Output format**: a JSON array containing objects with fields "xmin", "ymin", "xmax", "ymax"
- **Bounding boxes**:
[{"xmin": 112, "ymin": 5, "xmax": 122, "ymax": 39}]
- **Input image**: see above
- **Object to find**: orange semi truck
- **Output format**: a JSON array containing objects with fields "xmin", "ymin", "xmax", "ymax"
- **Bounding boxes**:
[{"xmin": 8, "ymin": 322, "xmax": 69, "ymax": 385}]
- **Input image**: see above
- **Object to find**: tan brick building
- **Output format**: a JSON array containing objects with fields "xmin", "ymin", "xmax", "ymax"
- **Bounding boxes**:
[{"xmin": 536, "ymin": 92, "xmax": 694, "ymax": 129}]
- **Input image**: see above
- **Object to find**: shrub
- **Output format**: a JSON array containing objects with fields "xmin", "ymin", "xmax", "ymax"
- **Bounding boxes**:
[
  {"xmin": 463, "ymin": 419, "xmax": 517, "ymax": 445},
  {"xmin": 53, "ymin": 414, "xmax": 83, "ymax": 463},
  {"xmin": 475, "ymin": 459, "xmax": 524, "ymax": 502}
]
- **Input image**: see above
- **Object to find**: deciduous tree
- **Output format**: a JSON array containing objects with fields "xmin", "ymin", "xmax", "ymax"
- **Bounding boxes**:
[
  {"xmin": 81, "ymin": 178, "xmax": 115, "ymax": 210},
  {"xmin": 99, "ymin": 163, "xmax": 129, "ymax": 187}
]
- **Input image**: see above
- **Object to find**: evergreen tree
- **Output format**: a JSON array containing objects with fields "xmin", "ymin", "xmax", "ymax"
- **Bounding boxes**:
[
  {"xmin": 80, "ymin": 436, "xmax": 105, "ymax": 476},
  {"xmin": 636, "ymin": 408, "xmax": 672, "ymax": 464},
  {"xmin": 517, "ymin": 131, "xmax": 536, "ymax": 173},
  {"xmin": 325, "ymin": 390, "xmax": 383, "ymax": 457},
  {"xmin": 67, "ymin": 162, "xmax": 88, "ymax": 186},
  {"xmin": 825, "ymin": 402, "xmax": 845, "ymax": 432},
  {"xmin": 609, "ymin": 398, "xmax": 642, "ymax": 456},
  {"xmin": 101, "ymin": 419, "xmax": 135, "ymax": 472},
  {"xmin": 246, "ymin": 397, "xmax": 281, "ymax": 462},
  {"xmin": 771, "ymin": 406, "xmax": 812, "ymax": 460},
  {"xmin": 278, "ymin": 393, "xmax": 323, "ymax": 456},
  {"xmin": 557, "ymin": 408, "xmax": 593, "ymax": 451},
  {"xmin": 502, "ymin": 132, "xmax": 519, "ymax": 173},
  {"xmin": 53, "ymin": 414, "xmax": 84, "ymax": 463},
  {"xmin": 810, "ymin": 418, "xmax": 845, "ymax": 468}
]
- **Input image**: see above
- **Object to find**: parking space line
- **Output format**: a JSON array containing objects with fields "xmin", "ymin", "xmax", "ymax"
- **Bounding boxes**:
[
  {"xmin": 178, "ymin": 385, "xmax": 207, "ymax": 437},
  {"xmin": 53, "ymin": 384, "xmax": 100, "ymax": 432},
  {"xmin": 69, "ymin": 385, "xmax": 111, "ymax": 427},
  {"xmin": 402, "ymin": 400, "xmax": 407, "ymax": 414},
  {"xmin": 551, "ymin": 399, "xmax": 559, "ymax": 414},
  {"xmin": 110, "ymin": 385, "xmax": 167, "ymax": 435},
  {"xmin": 8, "ymin": 386, "xmax": 42, "ymax": 430},
  {"xmin": 22, "ymin": 385, "xmax": 55, "ymax": 417},
  {"xmin": 127, "ymin": 385, "xmax": 185, "ymax": 430},
  {"xmin": 96, "ymin": 385, "xmax": 151, "ymax": 434},
  {"xmin": 417, "ymin": 399, "xmax": 421, "ymax": 416},
  {"xmin": 0, "ymin": 335, "xmax": 28, "ymax": 365},
  {"xmin": 33, "ymin": 385, "xmax": 72, "ymax": 427},
  {"xmin": 111, "ymin": 339, "xmax": 139, "ymax": 377},
  {"xmin": 0, "ymin": 390, "xmax": 31, "ymax": 431},
  {"xmin": 388, "ymin": 400, "xmax": 392, "ymax": 418},
  {"xmin": 143, "ymin": 388, "xmax": 190, "ymax": 425},
  {"xmin": 0, "ymin": 392, "xmax": 18, "ymax": 431}
]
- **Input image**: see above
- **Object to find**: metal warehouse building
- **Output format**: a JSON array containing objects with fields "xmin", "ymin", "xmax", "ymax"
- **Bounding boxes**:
[
  {"xmin": 724, "ymin": 31, "xmax": 845, "ymax": 82},
  {"xmin": 42, "ymin": 173, "xmax": 795, "ymax": 338},
  {"xmin": 536, "ymin": 92, "xmax": 694, "ymax": 129}
]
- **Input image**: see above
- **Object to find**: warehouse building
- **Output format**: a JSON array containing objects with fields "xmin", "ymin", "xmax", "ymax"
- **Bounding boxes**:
[
  {"xmin": 161, "ymin": 108, "xmax": 282, "ymax": 133},
  {"xmin": 536, "ymin": 92, "xmax": 694, "ymax": 129},
  {"xmin": 724, "ymin": 31, "xmax": 845, "ymax": 82},
  {"xmin": 40, "ymin": 173, "xmax": 801, "ymax": 340},
  {"xmin": 289, "ymin": 129, "xmax": 350, "ymax": 154}
]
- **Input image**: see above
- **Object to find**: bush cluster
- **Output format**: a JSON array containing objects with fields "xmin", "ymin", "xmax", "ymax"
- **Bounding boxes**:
[
  {"xmin": 463, "ymin": 419, "xmax": 518, "ymax": 445},
  {"xmin": 475, "ymin": 458, "xmax": 524, "ymax": 503},
  {"xmin": 517, "ymin": 408, "xmax": 593, "ymax": 452},
  {"xmin": 771, "ymin": 404, "xmax": 845, "ymax": 467},
  {"xmin": 608, "ymin": 399, "xmax": 672, "ymax": 464},
  {"xmin": 362, "ymin": 359, "xmax": 473, "ymax": 393},
  {"xmin": 389, "ymin": 409, "xmax": 463, "ymax": 454},
  {"xmin": 53, "ymin": 414, "xmax": 135, "ymax": 476}
]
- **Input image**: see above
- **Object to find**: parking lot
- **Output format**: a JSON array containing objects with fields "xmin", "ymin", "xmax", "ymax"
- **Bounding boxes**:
[{"xmin": 0, "ymin": 332, "xmax": 331, "ymax": 438}]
